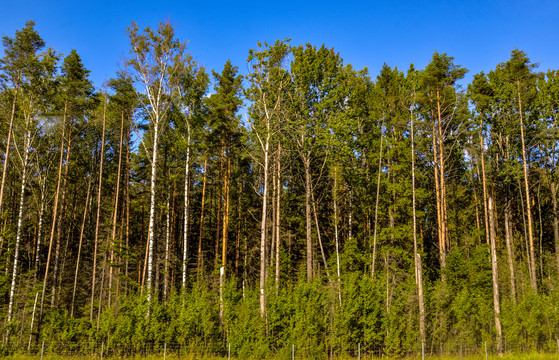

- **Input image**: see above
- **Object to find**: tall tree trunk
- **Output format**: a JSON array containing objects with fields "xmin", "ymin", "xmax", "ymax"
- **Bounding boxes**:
[
  {"xmin": 7, "ymin": 127, "xmax": 31, "ymax": 324},
  {"xmin": 39, "ymin": 101, "xmax": 67, "ymax": 327},
  {"xmin": 411, "ymin": 109, "xmax": 425, "ymax": 344},
  {"xmin": 504, "ymin": 195, "xmax": 517, "ymax": 303},
  {"xmin": 34, "ymin": 179, "xmax": 46, "ymax": 283},
  {"xmin": 125, "ymin": 123, "xmax": 131, "ymax": 295},
  {"xmin": 51, "ymin": 117, "xmax": 73, "ymax": 308},
  {"xmin": 478, "ymin": 119, "xmax": 490, "ymax": 245},
  {"xmin": 371, "ymin": 122, "xmax": 385, "ymax": 278},
  {"xmin": 197, "ymin": 158, "xmax": 208, "ymax": 273},
  {"xmin": 275, "ymin": 142, "xmax": 281, "ymax": 292},
  {"xmin": 333, "ymin": 166, "xmax": 341, "ymax": 305},
  {"xmin": 436, "ymin": 89, "xmax": 449, "ymax": 264},
  {"xmin": 433, "ymin": 122, "xmax": 445, "ymax": 271},
  {"xmin": 164, "ymin": 189, "xmax": 171, "ymax": 300},
  {"xmin": 90, "ymin": 97, "xmax": 107, "ymax": 320},
  {"xmin": 71, "ymin": 177, "xmax": 92, "ymax": 317},
  {"xmin": 108, "ymin": 110, "xmax": 125, "ymax": 307},
  {"xmin": 304, "ymin": 155, "xmax": 312, "ymax": 282},
  {"xmin": 235, "ymin": 179, "xmax": 242, "ymax": 278},
  {"xmin": 259, "ymin": 134, "xmax": 270, "ymax": 317},
  {"xmin": 551, "ymin": 182, "xmax": 559, "ymax": 274},
  {"xmin": 0, "ymin": 87, "xmax": 18, "ymax": 241},
  {"xmin": 182, "ymin": 128, "xmax": 191, "ymax": 291},
  {"xmin": 488, "ymin": 197, "xmax": 503, "ymax": 355},
  {"xmin": 517, "ymin": 81, "xmax": 537, "ymax": 292},
  {"xmin": 311, "ymin": 190, "xmax": 330, "ymax": 280},
  {"xmin": 146, "ymin": 115, "xmax": 160, "ymax": 311},
  {"xmin": 222, "ymin": 144, "xmax": 231, "ymax": 270}
]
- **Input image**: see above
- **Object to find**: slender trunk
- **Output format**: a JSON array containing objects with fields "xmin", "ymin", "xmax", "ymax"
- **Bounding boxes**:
[
  {"xmin": 7, "ymin": 127, "xmax": 31, "ymax": 323},
  {"xmin": 436, "ymin": 89, "xmax": 449, "ymax": 263},
  {"xmin": 164, "ymin": 190, "xmax": 171, "ymax": 300},
  {"xmin": 182, "ymin": 128, "xmax": 191, "ymax": 291},
  {"xmin": 125, "ymin": 123, "xmax": 131, "ymax": 295},
  {"xmin": 0, "ymin": 87, "xmax": 18, "ymax": 234},
  {"xmin": 275, "ymin": 143, "xmax": 281, "ymax": 292},
  {"xmin": 371, "ymin": 122, "xmax": 384, "ymax": 278},
  {"xmin": 51, "ymin": 119, "xmax": 73, "ymax": 307},
  {"xmin": 411, "ymin": 109, "xmax": 425, "ymax": 344},
  {"xmin": 34, "ymin": 183, "xmax": 46, "ymax": 283},
  {"xmin": 517, "ymin": 81, "xmax": 537, "ymax": 291},
  {"xmin": 433, "ymin": 123, "xmax": 445, "ymax": 270},
  {"xmin": 235, "ymin": 180, "xmax": 242, "ymax": 277},
  {"xmin": 469, "ymin": 152, "xmax": 481, "ymax": 236},
  {"xmin": 222, "ymin": 144, "xmax": 231, "ymax": 270},
  {"xmin": 259, "ymin": 134, "xmax": 270, "ymax": 317},
  {"xmin": 305, "ymin": 155, "xmax": 312, "ymax": 282},
  {"xmin": 197, "ymin": 158, "xmax": 208, "ymax": 273},
  {"xmin": 488, "ymin": 197, "xmax": 503, "ymax": 355},
  {"xmin": 479, "ymin": 120, "xmax": 490, "ymax": 245},
  {"xmin": 71, "ymin": 178, "xmax": 92, "ymax": 317},
  {"xmin": 311, "ymin": 190, "xmax": 330, "ymax": 280},
  {"xmin": 333, "ymin": 166, "xmax": 341, "ymax": 305},
  {"xmin": 215, "ymin": 144, "xmax": 224, "ymax": 267},
  {"xmin": 108, "ymin": 110, "xmax": 125, "ymax": 307},
  {"xmin": 39, "ymin": 101, "xmax": 67, "ymax": 326},
  {"xmin": 146, "ymin": 115, "xmax": 160, "ymax": 311},
  {"xmin": 90, "ymin": 98, "xmax": 107, "ymax": 320},
  {"xmin": 551, "ymin": 182, "xmax": 559, "ymax": 274},
  {"xmin": 504, "ymin": 196, "xmax": 517, "ymax": 303},
  {"xmin": 28, "ymin": 292, "xmax": 38, "ymax": 350}
]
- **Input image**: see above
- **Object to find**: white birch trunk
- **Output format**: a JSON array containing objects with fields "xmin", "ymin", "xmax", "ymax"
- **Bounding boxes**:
[
  {"xmin": 146, "ymin": 117, "xmax": 159, "ymax": 308},
  {"xmin": 7, "ymin": 128, "xmax": 31, "ymax": 323}
]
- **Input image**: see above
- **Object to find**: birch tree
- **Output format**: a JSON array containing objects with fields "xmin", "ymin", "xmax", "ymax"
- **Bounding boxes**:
[{"xmin": 126, "ymin": 20, "xmax": 187, "ymax": 308}]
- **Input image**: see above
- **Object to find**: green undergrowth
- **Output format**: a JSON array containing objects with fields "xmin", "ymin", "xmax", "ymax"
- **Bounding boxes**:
[{"xmin": 1, "ymin": 353, "xmax": 557, "ymax": 360}]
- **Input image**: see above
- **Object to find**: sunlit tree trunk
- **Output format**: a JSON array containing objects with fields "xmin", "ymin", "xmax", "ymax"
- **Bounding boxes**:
[
  {"xmin": 488, "ymin": 197, "xmax": 503, "ymax": 355},
  {"xmin": 90, "ymin": 96, "xmax": 107, "ymax": 320},
  {"xmin": 7, "ymin": 125, "xmax": 31, "ymax": 324}
]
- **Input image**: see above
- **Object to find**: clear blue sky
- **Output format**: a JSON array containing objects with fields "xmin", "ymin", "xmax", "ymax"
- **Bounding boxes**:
[{"xmin": 2, "ymin": 0, "xmax": 558, "ymax": 90}]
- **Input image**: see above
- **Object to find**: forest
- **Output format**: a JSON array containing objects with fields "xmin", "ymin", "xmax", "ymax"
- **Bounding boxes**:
[{"xmin": 0, "ymin": 19, "xmax": 558, "ymax": 358}]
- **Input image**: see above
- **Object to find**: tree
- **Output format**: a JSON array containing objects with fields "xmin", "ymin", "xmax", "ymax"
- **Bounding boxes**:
[
  {"xmin": 126, "ymin": 20, "xmax": 187, "ymax": 309},
  {"xmin": 247, "ymin": 39, "xmax": 290, "ymax": 316},
  {"xmin": 420, "ymin": 52, "xmax": 467, "ymax": 271}
]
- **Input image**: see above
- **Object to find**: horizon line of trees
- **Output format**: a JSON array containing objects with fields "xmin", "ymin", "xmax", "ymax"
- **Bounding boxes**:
[{"xmin": 0, "ymin": 19, "xmax": 558, "ymax": 357}]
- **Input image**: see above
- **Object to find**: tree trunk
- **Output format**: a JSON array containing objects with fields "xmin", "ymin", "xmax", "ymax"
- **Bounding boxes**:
[
  {"xmin": 504, "ymin": 195, "xmax": 517, "ymax": 303},
  {"xmin": 51, "ymin": 118, "xmax": 73, "ymax": 308},
  {"xmin": 222, "ymin": 144, "xmax": 231, "ymax": 270},
  {"xmin": 488, "ymin": 197, "xmax": 503, "ymax": 355},
  {"xmin": 197, "ymin": 158, "xmax": 208, "ymax": 273},
  {"xmin": 333, "ymin": 166, "xmax": 341, "ymax": 305},
  {"xmin": 39, "ymin": 101, "xmax": 67, "ymax": 326},
  {"xmin": 259, "ymin": 134, "xmax": 270, "ymax": 317},
  {"xmin": 436, "ymin": 89, "xmax": 449, "ymax": 265},
  {"xmin": 304, "ymin": 155, "xmax": 312, "ymax": 282},
  {"xmin": 371, "ymin": 122, "xmax": 385, "ymax": 278},
  {"xmin": 71, "ymin": 178, "xmax": 92, "ymax": 317},
  {"xmin": 478, "ymin": 120, "xmax": 490, "ymax": 245},
  {"xmin": 182, "ymin": 128, "xmax": 191, "ymax": 290},
  {"xmin": 34, "ymin": 179, "xmax": 46, "ymax": 283},
  {"xmin": 551, "ymin": 182, "xmax": 559, "ymax": 274},
  {"xmin": 90, "ymin": 97, "xmax": 107, "ymax": 320},
  {"xmin": 411, "ymin": 109, "xmax": 425, "ymax": 344},
  {"xmin": 7, "ymin": 127, "xmax": 31, "ymax": 323},
  {"xmin": 108, "ymin": 110, "xmax": 125, "ymax": 307},
  {"xmin": 146, "ymin": 115, "xmax": 160, "ymax": 310},
  {"xmin": 517, "ymin": 80, "xmax": 537, "ymax": 292},
  {"xmin": 0, "ymin": 87, "xmax": 18, "ymax": 239},
  {"xmin": 275, "ymin": 142, "xmax": 281, "ymax": 292}
]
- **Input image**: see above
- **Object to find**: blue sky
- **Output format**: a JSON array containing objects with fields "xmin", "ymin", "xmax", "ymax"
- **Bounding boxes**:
[{"xmin": 2, "ymin": 0, "xmax": 558, "ymax": 90}]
